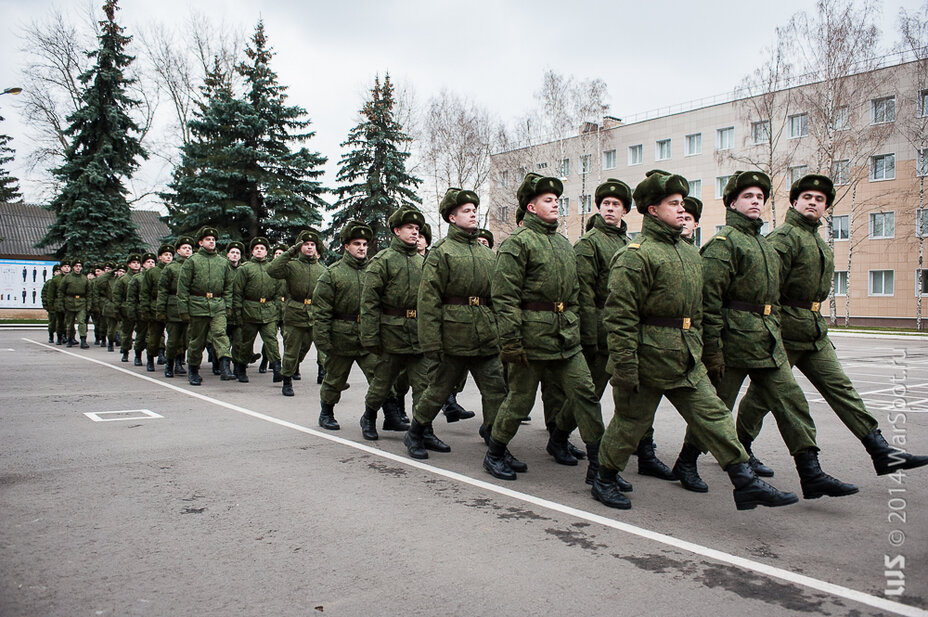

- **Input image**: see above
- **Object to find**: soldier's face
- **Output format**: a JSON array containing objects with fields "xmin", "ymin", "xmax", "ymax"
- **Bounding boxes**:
[
  {"xmin": 417, "ymin": 236, "xmax": 428, "ymax": 254},
  {"xmin": 301, "ymin": 241, "xmax": 317, "ymax": 258},
  {"xmin": 477, "ymin": 237, "xmax": 490, "ymax": 248},
  {"xmin": 95, "ymin": 268, "xmax": 104, "ymax": 276},
  {"xmin": 177, "ymin": 244, "xmax": 193, "ymax": 258},
  {"xmin": 274, "ymin": 249, "xmax": 284, "ymax": 258},
  {"xmin": 648, "ymin": 193, "xmax": 686, "ymax": 229},
  {"xmin": 680, "ymin": 213, "xmax": 699, "ymax": 238},
  {"xmin": 142, "ymin": 259, "xmax": 156, "ymax": 270},
  {"xmin": 72, "ymin": 263, "xmax": 82, "ymax": 274},
  {"xmin": 794, "ymin": 190, "xmax": 827, "ymax": 222},
  {"xmin": 128, "ymin": 261, "xmax": 141, "ymax": 273},
  {"xmin": 227, "ymin": 248, "xmax": 241, "ymax": 262},
  {"xmin": 394, "ymin": 223, "xmax": 419, "ymax": 246},
  {"xmin": 345, "ymin": 238, "xmax": 368, "ymax": 259},
  {"xmin": 449, "ymin": 203, "xmax": 479, "ymax": 232},
  {"xmin": 731, "ymin": 187, "xmax": 765, "ymax": 220},
  {"xmin": 104, "ymin": 266, "xmax": 112, "ymax": 272},
  {"xmin": 160, "ymin": 252, "xmax": 173, "ymax": 265},
  {"xmin": 200, "ymin": 236, "xmax": 216, "ymax": 251},
  {"xmin": 528, "ymin": 193, "xmax": 560, "ymax": 224},
  {"xmin": 599, "ymin": 197, "xmax": 626, "ymax": 226},
  {"xmin": 61, "ymin": 265, "xmax": 71, "ymax": 274},
  {"xmin": 252, "ymin": 245, "xmax": 268, "ymax": 259}
]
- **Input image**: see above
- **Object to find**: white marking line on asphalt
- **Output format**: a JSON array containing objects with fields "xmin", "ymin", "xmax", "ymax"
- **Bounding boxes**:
[
  {"xmin": 84, "ymin": 409, "xmax": 163, "ymax": 422},
  {"xmin": 24, "ymin": 338, "xmax": 928, "ymax": 617}
]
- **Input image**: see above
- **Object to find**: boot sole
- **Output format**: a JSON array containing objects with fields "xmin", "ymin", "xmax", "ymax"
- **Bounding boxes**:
[
  {"xmin": 802, "ymin": 487, "xmax": 859, "ymax": 499},
  {"xmin": 483, "ymin": 463, "xmax": 516, "ymax": 481},
  {"xmin": 403, "ymin": 435, "xmax": 429, "ymax": 459},
  {"xmin": 876, "ymin": 459, "xmax": 928, "ymax": 475},
  {"xmin": 736, "ymin": 493, "xmax": 799, "ymax": 510},
  {"xmin": 546, "ymin": 444, "xmax": 579, "ymax": 466},
  {"xmin": 638, "ymin": 465, "xmax": 677, "ymax": 481},
  {"xmin": 592, "ymin": 492, "xmax": 632, "ymax": 509},
  {"xmin": 319, "ymin": 424, "xmax": 340, "ymax": 431}
]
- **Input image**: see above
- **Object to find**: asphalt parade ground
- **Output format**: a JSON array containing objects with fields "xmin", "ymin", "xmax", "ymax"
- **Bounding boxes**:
[{"xmin": 1, "ymin": 327, "xmax": 927, "ymax": 617}]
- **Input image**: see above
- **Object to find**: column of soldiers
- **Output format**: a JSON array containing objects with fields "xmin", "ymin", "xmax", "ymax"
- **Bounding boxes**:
[{"xmin": 41, "ymin": 169, "xmax": 928, "ymax": 514}]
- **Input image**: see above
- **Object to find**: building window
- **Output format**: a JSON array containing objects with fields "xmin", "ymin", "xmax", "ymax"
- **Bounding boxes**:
[
  {"xmin": 687, "ymin": 178, "xmax": 701, "ymax": 197},
  {"xmin": 870, "ymin": 154, "xmax": 895, "ymax": 181},
  {"xmin": 751, "ymin": 121, "xmax": 770, "ymax": 145},
  {"xmin": 685, "ymin": 133, "xmax": 702, "ymax": 156},
  {"xmin": 536, "ymin": 161, "xmax": 548, "ymax": 170},
  {"xmin": 832, "ymin": 215, "xmax": 849, "ymax": 241},
  {"xmin": 869, "ymin": 270, "xmax": 894, "ymax": 296},
  {"xmin": 602, "ymin": 149, "xmax": 616, "ymax": 170},
  {"xmin": 920, "ymin": 89, "xmax": 928, "ymax": 117},
  {"xmin": 918, "ymin": 269, "xmax": 928, "ymax": 296},
  {"xmin": 715, "ymin": 224, "xmax": 726, "ymax": 234},
  {"xmin": 761, "ymin": 221, "xmax": 771, "ymax": 235},
  {"xmin": 580, "ymin": 154, "xmax": 592, "ymax": 175},
  {"xmin": 788, "ymin": 165, "xmax": 809, "ymax": 185},
  {"xmin": 499, "ymin": 170, "xmax": 510, "ymax": 187},
  {"xmin": 830, "ymin": 106, "xmax": 850, "ymax": 131},
  {"xmin": 692, "ymin": 227, "xmax": 702, "ymax": 247},
  {"xmin": 558, "ymin": 196, "xmax": 570, "ymax": 216},
  {"xmin": 833, "ymin": 271, "xmax": 848, "ymax": 296},
  {"xmin": 628, "ymin": 144, "xmax": 643, "ymax": 166},
  {"xmin": 788, "ymin": 113, "xmax": 809, "ymax": 138},
  {"xmin": 917, "ymin": 209, "xmax": 928, "ymax": 237},
  {"xmin": 716, "ymin": 175, "xmax": 732, "ymax": 198},
  {"xmin": 871, "ymin": 96, "xmax": 896, "ymax": 124},
  {"xmin": 558, "ymin": 158, "xmax": 570, "ymax": 178},
  {"xmin": 656, "ymin": 139, "xmax": 672, "ymax": 161},
  {"xmin": 919, "ymin": 149, "xmax": 928, "ymax": 177},
  {"xmin": 869, "ymin": 211, "xmax": 895, "ymax": 239},
  {"xmin": 717, "ymin": 127, "xmax": 734, "ymax": 150},
  {"xmin": 580, "ymin": 194, "xmax": 592, "ymax": 214},
  {"xmin": 832, "ymin": 159, "xmax": 850, "ymax": 185}
]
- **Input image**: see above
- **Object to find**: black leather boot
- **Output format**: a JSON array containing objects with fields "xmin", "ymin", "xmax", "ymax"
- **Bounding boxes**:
[
  {"xmin": 114, "ymin": 333, "xmax": 121, "ymax": 346},
  {"xmin": 157, "ymin": 348, "xmax": 167, "ymax": 365},
  {"xmin": 591, "ymin": 467, "xmax": 632, "ymax": 509},
  {"xmin": 636, "ymin": 437, "xmax": 676, "ymax": 480},
  {"xmin": 272, "ymin": 361, "xmax": 282, "ymax": 383},
  {"xmin": 443, "ymin": 393, "xmax": 475, "ymax": 422},
  {"xmin": 422, "ymin": 422, "xmax": 450, "ymax": 452},
  {"xmin": 164, "ymin": 356, "xmax": 175, "ymax": 378},
  {"xmin": 108, "ymin": 338, "xmax": 115, "ymax": 352},
  {"xmin": 484, "ymin": 437, "xmax": 517, "ymax": 480},
  {"xmin": 318, "ymin": 402, "xmax": 339, "ymax": 430},
  {"xmin": 55, "ymin": 333, "xmax": 63, "ymax": 345},
  {"xmin": 585, "ymin": 441, "xmax": 601, "ymax": 486},
  {"xmin": 739, "ymin": 436, "xmax": 774, "ymax": 477},
  {"xmin": 219, "ymin": 357, "xmax": 235, "ymax": 381},
  {"xmin": 187, "ymin": 364, "xmax": 202, "ymax": 386},
  {"xmin": 360, "ymin": 407, "xmax": 379, "ymax": 440},
  {"xmin": 48, "ymin": 333, "xmax": 54, "ymax": 343},
  {"xmin": 174, "ymin": 357, "xmax": 186, "ymax": 375},
  {"xmin": 234, "ymin": 361, "xmax": 249, "ymax": 383},
  {"xmin": 79, "ymin": 336, "xmax": 89, "ymax": 349},
  {"xmin": 794, "ymin": 449, "xmax": 859, "ymax": 499},
  {"xmin": 259, "ymin": 354, "xmax": 268, "ymax": 373},
  {"xmin": 382, "ymin": 401, "xmax": 410, "ymax": 431},
  {"xmin": 317, "ymin": 362, "xmax": 325, "ymax": 384},
  {"xmin": 479, "ymin": 424, "xmax": 527, "ymax": 472},
  {"xmin": 673, "ymin": 442, "xmax": 709, "ymax": 492},
  {"xmin": 146, "ymin": 353, "xmax": 155, "ymax": 372},
  {"xmin": 121, "ymin": 350, "xmax": 129, "ymax": 362},
  {"xmin": 727, "ymin": 461, "xmax": 798, "ymax": 510},
  {"xmin": 403, "ymin": 418, "xmax": 429, "ymax": 459},
  {"xmin": 281, "ymin": 376, "xmax": 294, "ymax": 397},
  {"xmin": 134, "ymin": 351, "xmax": 143, "ymax": 366},
  {"xmin": 567, "ymin": 441, "xmax": 587, "ymax": 460},
  {"xmin": 382, "ymin": 394, "xmax": 409, "ymax": 423},
  {"xmin": 546, "ymin": 427, "xmax": 579, "ymax": 466},
  {"xmin": 66, "ymin": 336, "xmax": 74, "ymax": 348},
  {"xmin": 862, "ymin": 428, "xmax": 928, "ymax": 475},
  {"xmin": 292, "ymin": 368, "xmax": 301, "ymax": 380}
]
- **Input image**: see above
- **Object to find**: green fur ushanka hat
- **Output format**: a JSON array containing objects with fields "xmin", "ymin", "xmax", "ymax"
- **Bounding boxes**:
[
  {"xmin": 420, "ymin": 223, "xmax": 432, "ymax": 246},
  {"xmin": 723, "ymin": 170, "xmax": 771, "ymax": 207},
  {"xmin": 141, "ymin": 252, "xmax": 157, "ymax": 263},
  {"xmin": 387, "ymin": 206, "xmax": 426, "ymax": 230},
  {"xmin": 632, "ymin": 169, "xmax": 689, "ymax": 215},
  {"xmin": 683, "ymin": 196, "xmax": 703, "ymax": 222},
  {"xmin": 225, "ymin": 241, "xmax": 245, "ymax": 255},
  {"xmin": 196, "ymin": 226, "xmax": 218, "ymax": 241},
  {"xmin": 439, "ymin": 188, "xmax": 480, "ymax": 222},
  {"xmin": 595, "ymin": 178, "xmax": 632, "ymax": 211},
  {"xmin": 476, "ymin": 228, "xmax": 494, "ymax": 248},
  {"xmin": 175, "ymin": 236, "xmax": 195, "ymax": 250},
  {"xmin": 126, "ymin": 253, "xmax": 141, "ymax": 265},
  {"xmin": 158, "ymin": 244, "xmax": 175, "ymax": 256},
  {"xmin": 249, "ymin": 237, "xmax": 270, "ymax": 251},
  {"xmin": 516, "ymin": 172, "xmax": 563, "ymax": 208},
  {"xmin": 790, "ymin": 173, "xmax": 836, "ymax": 207},
  {"xmin": 339, "ymin": 221, "xmax": 373, "ymax": 245}
]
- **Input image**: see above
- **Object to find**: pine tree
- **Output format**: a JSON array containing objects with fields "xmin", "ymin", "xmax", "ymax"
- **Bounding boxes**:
[
  {"xmin": 36, "ymin": 0, "xmax": 146, "ymax": 260},
  {"xmin": 0, "ymin": 115, "xmax": 23, "ymax": 203},
  {"xmin": 328, "ymin": 74, "xmax": 421, "ymax": 253}
]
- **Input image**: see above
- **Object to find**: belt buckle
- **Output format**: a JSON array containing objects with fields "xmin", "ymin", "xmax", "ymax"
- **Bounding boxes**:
[
  {"xmin": 810, "ymin": 301, "xmax": 820, "ymax": 311},
  {"xmin": 356, "ymin": 315, "xmax": 361, "ymax": 323},
  {"xmin": 554, "ymin": 302, "xmax": 565, "ymax": 313},
  {"xmin": 206, "ymin": 292, "xmax": 214, "ymax": 299},
  {"xmin": 468, "ymin": 296, "xmax": 480, "ymax": 307},
  {"xmin": 406, "ymin": 309, "xmax": 417, "ymax": 318},
  {"xmin": 259, "ymin": 298, "xmax": 266, "ymax": 303},
  {"xmin": 682, "ymin": 317, "xmax": 691, "ymax": 330},
  {"xmin": 304, "ymin": 299, "xmax": 312, "ymax": 305},
  {"xmin": 763, "ymin": 304, "xmax": 772, "ymax": 315},
  {"xmin": 280, "ymin": 297, "xmax": 285, "ymax": 302}
]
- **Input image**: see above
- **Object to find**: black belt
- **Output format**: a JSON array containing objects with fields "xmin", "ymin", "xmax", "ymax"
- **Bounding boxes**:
[
  {"xmin": 723, "ymin": 300, "xmax": 772, "ymax": 315},
  {"xmin": 383, "ymin": 307, "xmax": 417, "ymax": 318},
  {"xmin": 190, "ymin": 291, "xmax": 220, "ymax": 299},
  {"xmin": 290, "ymin": 297, "xmax": 313, "ymax": 305},
  {"xmin": 781, "ymin": 297, "xmax": 821, "ymax": 311},
  {"xmin": 521, "ymin": 301, "xmax": 566, "ymax": 313},
  {"xmin": 642, "ymin": 316, "xmax": 692, "ymax": 330},
  {"xmin": 444, "ymin": 295, "xmax": 491, "ymax": 307},
  {"xmin": 245, "ymin": 296, "xmax": 268, "ymax": 303},
  {"xmin": 334, "ymin": 313, "xmax": 360, "ymax": 322}
]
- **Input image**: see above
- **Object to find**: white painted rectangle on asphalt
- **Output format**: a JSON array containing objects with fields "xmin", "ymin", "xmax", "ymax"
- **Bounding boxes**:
[{"xmin": 83, "ymin": 409, "xmax": 163, "ymax": 422}]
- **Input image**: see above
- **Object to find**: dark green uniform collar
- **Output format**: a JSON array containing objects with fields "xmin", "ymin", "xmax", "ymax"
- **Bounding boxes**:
[
  {"xmin": 523, "ymin": 211, "xmax": 558, "ymax": 234},
  {"xmin": 593, "ymin": 215, "xmax": 627, "ymax": 238},
  {"xmin": 342, "ymin": 251, "xmax": 367, "ymax": 269},
  {"xmin": 786, "ymin": 206, "xmax": 822, "ymax": 232},
  {"xmin": 641, "ymin": 213, "xmax": 683, "ymax": 243},
  {"xmin": 390, "ymin": 235, "xmax": 419, "ymax": 254},
  {"xmin": 197, "ymin": 246, "xmax": 216, "ymax": 256},
  {"xmin": 249, "ymin": 256, "xmax": 267, "ymax": 264},
  {"xmin": 448, "ymin": 223, "xmax": 478, "ymax": 243},
  {"xmin": 297, "ymin": 252, "xmax": 318, "ymax": 264},
  {"xmin": 726, "ymin": 207, "xmax": 765, "ymax": 235}
]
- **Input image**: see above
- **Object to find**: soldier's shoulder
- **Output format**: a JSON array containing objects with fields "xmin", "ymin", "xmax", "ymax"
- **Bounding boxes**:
[{"xmin": 700, "ymin": 227, "xmax": 734, "ymax": 257}]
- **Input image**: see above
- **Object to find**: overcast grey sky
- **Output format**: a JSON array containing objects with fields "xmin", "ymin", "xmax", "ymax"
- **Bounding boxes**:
[{"xmin": 0, "ymin": 0, "xmax": 923, "ymax": 208}]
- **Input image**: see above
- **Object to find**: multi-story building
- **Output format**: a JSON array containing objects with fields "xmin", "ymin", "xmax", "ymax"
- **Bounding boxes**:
[{"xmin": 488, "ymin": 55, "xmax": 928, "ymax": 329}]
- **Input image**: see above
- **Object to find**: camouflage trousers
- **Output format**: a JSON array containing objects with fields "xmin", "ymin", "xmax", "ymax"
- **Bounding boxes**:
[
  {"xmin": 134, "ymin": 319, "xmax": 148, "ymax": 354},
  {"xmin": 187, "ymin": 314, "xmax": 230, "ymax": 366},
  {"xmin": 600, "ymin": 374, "xmax": 749, "ymax": 472},
  {"xmin": 120, "ymin": 318, "xmax": 137, "ymax": 353},
  {"xmin": 146, "ymin": 320, "xmax": 167, "ymax": 357},
  {"xmin": 63, "ymin": 307, "xmax": 88, "ymax": 338},
  {"xmin": 737, "ymin": 343, "xmax": 878, "ymax": 442},
  {"xmin": 281, "ymin": 324, "xmax": 312, "ymax": 377},
  {"xmin": 164, "ymin": 320, "xmax": 188, "ymax": 360},
  {"xmin": 235, "ymin": 320, "xmax": 280, "ymax": 366},
  {"xmin": 413, "ymin": 354, "xmax": 507, "ymax": 428},
  {"xmin": 365, "ymin": 352, "xmax": 432, "ymax": 411},
  {"xmin": 320, "ymin": 352, "xmax": 379, "ymax": 406}
]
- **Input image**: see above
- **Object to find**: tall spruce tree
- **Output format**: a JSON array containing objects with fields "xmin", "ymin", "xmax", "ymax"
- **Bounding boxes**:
[
  {"xmin": 162, "ymin": 21, "xmax": 327, "ymax": 245},
  {"xmin": 0, "ymin": 115, "xmax": 22, "ymax": 203},
  {"xmin": 328, "ymin": 74, "xmax": 421, "ymax": 253},
  {"xmin": 36, "ymin": 0, "xmax": 146, "ymax": 260}
]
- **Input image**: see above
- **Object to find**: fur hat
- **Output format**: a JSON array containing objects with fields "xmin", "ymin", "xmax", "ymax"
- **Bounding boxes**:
[
  {"xmin": 296, "ymin": 228, "xmax": 323, "ymax": 250},
  {"xmin": 387, "ymin": 206, "xmax": 426, "ymax": 230},
  {"xmin": 476, "ymin": 228, "xmax": 494, "ymax": 248},
  {"xmin": 683, "ymin": 196, "xmax": 703, "ymax": 222},
  {"xmin": 516, "ymin": 173, "xmax": 563, "ymax": 208},
  {"xmin": 158, "ymin": 244, "xmax": 175, "ymax": 256},
  {"xmin": 175, "ymin": 236, "xmax": 195, "ymax": 250},
  {"xmin": 439, "ymin": 188, "xmax": 480, "ymax": 222},
  {"xmin": 790, "ymin": 173, "xmax": 835, "ymax": 207},
  {"xmin": 339, "ymin": 220, "xmax": 373, "ymax": 245},
  {"xmin": 196, "ymin": 226, "xmax": 218, "ymax": 241},
  {"xmin": 723, "ymin": 170, "xmax": 771, "ymax": 207},
  {"xmin": 595, "ymin": 179, "xmax": 632, "ymax": 211},
  {"xmin": 632, "ymin": 170, "xmax": 689, "ymax": 214},
  {"xmin": 225, "ymin": 241, "xmax": 245, "ymax": 255},
  {"xmin": 249, "ymin": 237, "xmax": 270, "ymax": 251}
]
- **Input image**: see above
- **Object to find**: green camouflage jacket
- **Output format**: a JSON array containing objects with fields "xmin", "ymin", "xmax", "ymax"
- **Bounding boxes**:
[
  {"xmin": 139, "ymin": 262, "xmax": 165, "ymax": 321},
  {"xmin": 311, "ymin": 251, "xmax": 368, "ymax": 356},
  {"xmin": 42, "ymin": 274, "xmax": 61, "ymax": 312},
  {"xmin": 360, "ymin": 235, "xmax": 423, "ymax": 354},
  {"xmin": 125, "ymin": 271, "xmax": 144, "ymax": 321},
  {"xmin": 493, "ymin": 211, "xmax": 581, "ymax": 361},
  {"xmin": 605, "ymin": 214, "xmax": 706, "ymax": 390},
  {"xmin": 233, "ymin": 257, "xmax": 279, "ymax": 323},
  {"xmin": 103, "ymin": 273, "xmax": 122, "ymax": 319},
  {"xmin": 575, "ymin": 214, "xmax": 628, "ymax": 353},
  {"xmin": 267, "ymin": 249, "xmax": 327, "ymax": 328},
  {"xmin": 56, "ymin": 272, "xmax": 90, "ymax": 313},
  {"xmin": 418, "ymin": 223, "xmax": 499, "ymax": 357},
  {"xmin": 177, "ymin": 248, "xmax": 234, "ymax": 318},
  {"xmin": 90, "ymin": 273, "xmax": 112, "ymax": 315},
  {"xmin": 155, "ymin": 256, "xmax": 186, "ymax": 322},
  {"xmin": 701, "ymin": 208, "xmax": 786, "ymax": 369},
  {"xmin": 766, "ymin": 207, "xmax": 833, "ymax": 352},
  {"xmin": 111, "ymin": 271, "xmax": 134, "ymax": 320}
]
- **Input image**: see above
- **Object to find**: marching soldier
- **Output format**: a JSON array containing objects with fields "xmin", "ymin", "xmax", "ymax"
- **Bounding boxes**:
[
  {"xmin": 177, "ymin": 226, "xmax": 236, "ymax": 385},
  {"xmin": 681, "ymin": 196, "xmax": 701, "ymax": 244},
  {"xmin": 156, "ymin": 236, "xmax": 194, "ymax": 378},
  {"xmin": 90, "ymin": 263, "xmax": 107, "ymax": 345},
  {"xmin": 259, "ymin": 243, "xmax": 289, "ymax": 375},
  {"xmin": 115, "ymin": 254, "xmax": 141, "ymax": 362},
  {"xmin": 484, "ymin": 173, "xmax": 605, "ymax": 482},
  {"xmin": 42, "ymin": 264, "xmax": 62, "ymax": 344},
  {"xmin": 127, "ymin": 253, "xmax": 156, "ymax": 367},
  {"xmin": 232, "ymin": 237, "xmax": 282, "ymax": 383},
  {"xmin": 737, "ymin": 174, "xmax": 928, "ymax": 476},
  {"xmin": 56, "ymin": 257, "xmax": 90, "ymax": 348},
  {"xmin": 104, "ymin": 261, "xmax": 124, "ymax": 352},
  {"xmin": 312, "ymin": 221, "xmax": 379, "ymax": 425},
  {"xmin": 676, "ymin": 170, "xmax": 857, "ymax": 501},
  {"xmin": 594, "ymin": 169, "xmax": 797, "ymax": 511},
  {"xmin": 267, "ymin": 228, "xmax": 327, "ymax": 396},
  {"xmin": 141, "ymin": 245, "xmax": 173, "ymax": 371},
  {"xmin": 403, "ymin": 188, "xmax": 507, "ymax": 459}
]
